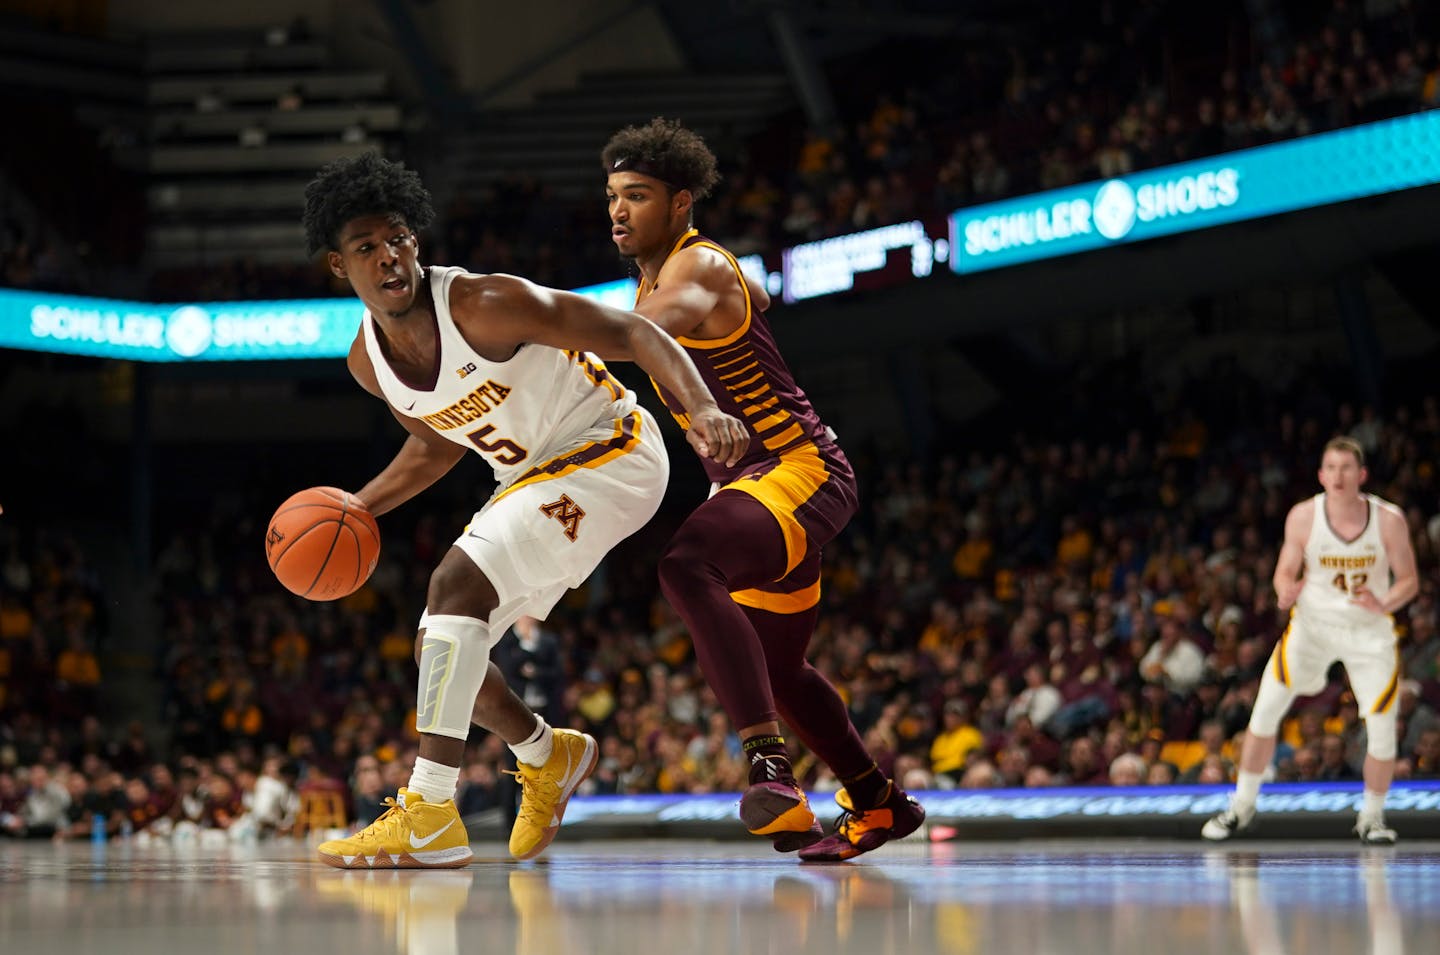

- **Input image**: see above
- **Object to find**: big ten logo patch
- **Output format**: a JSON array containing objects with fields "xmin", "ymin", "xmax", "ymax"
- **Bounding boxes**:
[
  {"xmin": 455, "ymin": 361, "xmax": 478, "ymax": 379},
  {"xmin": 539, "ymin": 494, "xmax": 585, "ymax": 541}
]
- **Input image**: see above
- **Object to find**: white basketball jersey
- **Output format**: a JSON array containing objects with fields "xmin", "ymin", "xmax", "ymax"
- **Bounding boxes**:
[
  {"xmin": 1295, "ymin": 492, "xmax": 1392, "ymax": 625},
  {"xmin": 362, "ymin": 266, "xmax": 637, "ymax": 487}
]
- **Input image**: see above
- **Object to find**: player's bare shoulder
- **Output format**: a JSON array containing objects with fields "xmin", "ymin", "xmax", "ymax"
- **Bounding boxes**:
[
  {"xmin": 1286, "ymin": 495, "xmax": 1316, "ymax": 530},
  {"xmin": 662, "ymin": 243, "xmax": 736, "ymax": 291},
  {"xmin": 445, "ymin": 271, "xmax": 537, "ymax": 358},
  {"xmin": 1373, "ymin": 496, "xmax": 1410, "ymax": 538},
  {"xmin": 658, "ymin": 242, "xmax": 750, "ymax": 337},
  {"xmin": 1372, "ymin": 496, "xmax": 1407, "ymax": 524}
]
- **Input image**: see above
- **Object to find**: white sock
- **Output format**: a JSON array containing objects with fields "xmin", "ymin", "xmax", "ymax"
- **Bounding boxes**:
[
  {"xmin": 1233, "ymin": 770, "xmax": 1263, "ymax": 812},
  {"xmin": 407, "ymin": 756, "xmax": 460, "ymax": 805},
  {"xmin": 510, "ymin": 717, "xmax": 554, "ymax": 767},
  {"xmin": 1362, "ymin": 789, "xmax": 1387, "ymax": 819}
]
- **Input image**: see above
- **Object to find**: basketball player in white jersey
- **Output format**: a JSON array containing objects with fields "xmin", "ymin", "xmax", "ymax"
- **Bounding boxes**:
[
  {"xmin": 1203, "ymin": 436, "xmax": 1418, "ymax": 844},
  {"xmin": 298, "ymin": 152, "xmax": 748, "ymax": 867}
]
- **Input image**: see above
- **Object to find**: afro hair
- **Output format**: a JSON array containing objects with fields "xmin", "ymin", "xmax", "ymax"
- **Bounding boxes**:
[
  {"xmin": 601, "ymin": 117, "xmax": 720, "ymax": 201},
  {"xmin": 302, "ymin": 151, "xmax": 435, "ymax": 256}
]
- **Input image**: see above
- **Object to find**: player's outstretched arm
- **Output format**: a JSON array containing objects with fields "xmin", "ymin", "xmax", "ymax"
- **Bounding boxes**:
[
  {"xmin": 451, "ymin": 274, "xmax": 749, "ymax": 466},
  {"xmin": 344, "ymin": 334, "xmax": 466, "ymax": 516},
  {"xmin": 1273, "ymin": 500, "xmax": 1311, "ymax": 611}
]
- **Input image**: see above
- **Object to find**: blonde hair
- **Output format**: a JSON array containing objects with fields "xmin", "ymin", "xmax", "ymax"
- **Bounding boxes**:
[{"xmin": 1323, "ymin": 435, "xmax": 1365, "ymax": 467}]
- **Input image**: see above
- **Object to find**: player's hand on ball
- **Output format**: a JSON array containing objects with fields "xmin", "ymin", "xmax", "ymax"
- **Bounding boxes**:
[{"xmin": 265, "ymin": 487, "xmax": 381, "ymax": 600}]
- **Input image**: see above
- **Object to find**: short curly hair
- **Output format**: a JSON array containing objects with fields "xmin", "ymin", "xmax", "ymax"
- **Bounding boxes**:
[
  {"xmin": 601, "ymin": 117, "xmax": 720, "ymax": 200},
  {"xmin": 302, "ymin": 151, "xmax": 435, "ymax": 255}
]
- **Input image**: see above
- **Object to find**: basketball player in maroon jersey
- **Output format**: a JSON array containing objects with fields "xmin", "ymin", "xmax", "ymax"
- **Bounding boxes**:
[{"xmin": 597, "ymin": 118, "xmax": 924, "ymax": 860}]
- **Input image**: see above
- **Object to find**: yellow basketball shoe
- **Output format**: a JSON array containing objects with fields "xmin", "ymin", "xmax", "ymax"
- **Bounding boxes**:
[
  {"xmin": 507, "ymin": 729, "xmax": 598, "ymax": 860},
  {"xmin": 317, "ymin": 788, "xmax": 473, "ymax": 869}
]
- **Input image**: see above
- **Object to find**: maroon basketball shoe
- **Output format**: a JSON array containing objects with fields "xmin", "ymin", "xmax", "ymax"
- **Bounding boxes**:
[
  {"xmin": 739, "ymin": 781, "xmax": 824, "ymax": 852},
  {"xmin": 798, "ymin": 782, "xmax": 925, "ymax": 862}
]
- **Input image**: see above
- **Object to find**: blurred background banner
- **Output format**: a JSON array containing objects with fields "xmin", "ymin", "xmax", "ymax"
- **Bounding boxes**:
[{"xmin": 950, "ymin": 109, "xmax": 1440, "ymax": 273}]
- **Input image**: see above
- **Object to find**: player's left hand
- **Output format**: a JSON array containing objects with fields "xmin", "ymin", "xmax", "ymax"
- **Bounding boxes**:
[
  {"xmin": 687, "ymin": 406, "xmax": 749, "ymax": 467},
  {"xmin": 1350, "ymin": 583, "xmax": 1385, "ymax": 615}
]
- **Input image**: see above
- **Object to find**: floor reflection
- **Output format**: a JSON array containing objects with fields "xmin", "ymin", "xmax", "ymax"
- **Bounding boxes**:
[{"xmin": 2, "ymin": 840, "xmax": 1436, "ymax": 955}]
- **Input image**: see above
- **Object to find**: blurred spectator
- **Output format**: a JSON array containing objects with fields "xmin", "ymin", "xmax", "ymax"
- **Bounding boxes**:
[{"xmin": 929, "ymin": 699, "xmax": 983, "ymax": 785}]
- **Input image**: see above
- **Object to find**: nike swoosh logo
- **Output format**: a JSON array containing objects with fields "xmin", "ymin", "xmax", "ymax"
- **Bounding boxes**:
[
  {"xmin": 409, "ymin": 818, "xmax": 457, "ymax": 849},
  {"xmin": 403, "ymin": 400, "xmax": 416, "ymax": 411}
]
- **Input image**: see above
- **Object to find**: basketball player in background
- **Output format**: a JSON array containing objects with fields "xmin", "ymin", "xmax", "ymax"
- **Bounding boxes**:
[
  {"xmin": 1204, "ymin": 436, "xmax": 1418, "ymax": 844},
  {"xmin": 301, "ymin": 152, "xmax": 747, "ymax": 867},
  {"xmin": 593, "ymin": 118, "xmax": 925, "ymax": 860}
]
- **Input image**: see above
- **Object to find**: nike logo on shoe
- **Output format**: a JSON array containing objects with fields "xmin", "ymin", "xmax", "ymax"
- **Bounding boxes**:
[{"xmin": 409, "ymin": 818, "xmax": 458, "ymax": 848}]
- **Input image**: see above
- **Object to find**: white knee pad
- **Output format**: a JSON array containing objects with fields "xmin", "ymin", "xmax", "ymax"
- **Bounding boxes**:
[
  {"xmin": 1247, "ymin": 673, "xmax": 1296, "ymax": 737},
  {"xmin": 415, "ymin": 614, "xmax": 497, "ymax": 740},
  {"xmin": 1364, "ymin": 708, "xmax": 1398, "ymax": 760}
]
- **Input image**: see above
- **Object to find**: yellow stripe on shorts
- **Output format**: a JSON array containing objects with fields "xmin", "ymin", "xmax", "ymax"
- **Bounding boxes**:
[{"xmin": 731, "ymin": 577, "xmax": 821, "ymax": 615}]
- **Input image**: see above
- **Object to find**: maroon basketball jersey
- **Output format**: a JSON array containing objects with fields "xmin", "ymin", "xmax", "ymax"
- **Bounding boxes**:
[{"xmin": 640, "ymin": 229, "xmax": 830, "ymax": 484}]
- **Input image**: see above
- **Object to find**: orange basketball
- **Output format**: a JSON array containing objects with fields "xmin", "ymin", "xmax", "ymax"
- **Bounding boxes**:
[{"xmin": 264, "ymin": 486, "xmax": 380, "ymax": 600}]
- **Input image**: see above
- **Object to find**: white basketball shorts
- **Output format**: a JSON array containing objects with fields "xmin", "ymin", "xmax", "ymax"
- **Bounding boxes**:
[
  {"xmin": 437, "ymin": 407, "xmax": 668, "ymax": 636},
  {"xmin": 1266, "ymin": 610, "xmax": 1401, "ymax": 715}
]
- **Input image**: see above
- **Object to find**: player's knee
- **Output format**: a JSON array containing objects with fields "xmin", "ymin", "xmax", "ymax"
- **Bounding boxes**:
[
  {"xmin": 1247, "ymin": 681, "xmax": 1293, "ymax": 737},
  {"xmin": 426, "ymin": 549, "xmax": 499, "ymax": 619},
  {"xmin": 1366, "ymin": 710, "xmax": 1398, "ymax": 760},
  {"xmin": 416, "ymin": 614, "xmax": 496, "ymax": 740}
]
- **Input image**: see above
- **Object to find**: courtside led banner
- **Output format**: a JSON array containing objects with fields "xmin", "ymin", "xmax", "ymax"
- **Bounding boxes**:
[
  {"xmin": 950, "ymin": 108, "xmax": 1440, "ymax": 273},
  {"xmin": 0, "ymin": 279, "xmax": 643, "ymax": 362}
]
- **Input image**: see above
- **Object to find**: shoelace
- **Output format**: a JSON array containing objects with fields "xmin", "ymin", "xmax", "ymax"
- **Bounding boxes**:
[
  {"xmin": 504, "ymin": 769, "xmax": 561, "ymax": 826},
  {"xmin": 834, "ymin": 805, "xmax": 870, "ymax": 839},
  {"xmin": 351, "ymin": 797, "xmax": 407, "ymax": 840}
]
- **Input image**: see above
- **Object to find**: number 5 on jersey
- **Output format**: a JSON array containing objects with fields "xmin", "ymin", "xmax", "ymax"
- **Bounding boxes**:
[{"xmin": 465, "ymin": 424, "xmax": 528, "ymax": 466}]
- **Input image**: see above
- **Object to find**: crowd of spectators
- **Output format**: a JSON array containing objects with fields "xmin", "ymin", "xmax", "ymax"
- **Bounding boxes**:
[
  {"xmin": 6, "ymin": 1, "xmax": 1438, "ymax": 302},
  {"xmin": 387, "ymin": 0, "xmax": 1440, "ymax": 304},
  {"xmin": 3, "ymin": 355, "xmax": 1438, "ymax": 841}
]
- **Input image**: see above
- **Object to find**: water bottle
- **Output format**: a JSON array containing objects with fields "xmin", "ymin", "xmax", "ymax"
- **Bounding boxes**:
[{"xmin": 90, "ymin": 811, "xmax": 107, "ymax": 845}]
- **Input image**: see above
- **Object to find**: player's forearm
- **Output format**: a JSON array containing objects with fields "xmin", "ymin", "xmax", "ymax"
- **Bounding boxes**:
[
  {"xmin": 627, "ymin": 317, "xmax": 719, "ymax": 416},
  {"xmin": 1381, "ymin": 575, "xmax": 1419, "ymax": 615},
  {"xmin": 1272, "ymin": 564, "xmax": 1301, "ymax": 595},
  {"xmin": 357, "ymin": 436, "xmax": 462, "ymax": 515}
]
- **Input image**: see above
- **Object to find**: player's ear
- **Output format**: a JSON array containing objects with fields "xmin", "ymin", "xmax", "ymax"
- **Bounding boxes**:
[
  {"xmin": 327, "ymin": 250, "xmax": 346, "ymax": 279},
  {"xmin": 673, "ymin": 188, "xmax": 693, "ymax": 219}
]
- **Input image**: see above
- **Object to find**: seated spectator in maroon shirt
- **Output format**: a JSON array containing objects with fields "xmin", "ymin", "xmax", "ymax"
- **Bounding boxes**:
[
  {"xmin": 124, "ymin": 777, "xmax": 164, "ymax": 833},
  {"xmin": 146, "ymin": 764, "xmax": 178, "ymax": 820},
  {"xmin": 998, "ymin": 714, "xmax": 1061, "ymax": 771},
  {"xmin": 1000, "ymin": 617, "xmax": 1042, "ymax": 684},
  {"xmin": 1060, "ymin": 735, "xmax": 1109, "ymax": 786}
]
